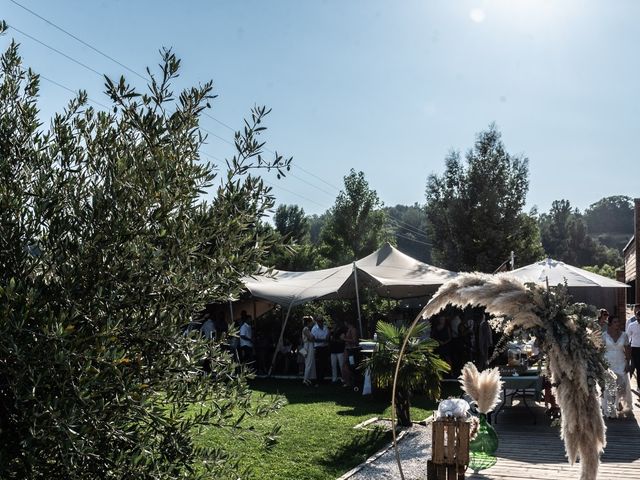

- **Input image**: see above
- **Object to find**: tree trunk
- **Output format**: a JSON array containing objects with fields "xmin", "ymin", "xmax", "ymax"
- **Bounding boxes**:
[{"xmin": 395, "ymin": 388, "xmax": 412, "ymax": 427}]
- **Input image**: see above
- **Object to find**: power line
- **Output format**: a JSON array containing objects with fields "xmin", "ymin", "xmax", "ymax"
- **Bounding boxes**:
[
  {"xmin": 262, "ymin": 179, "xmax": 326, "ymax": 209},
  {"xmin": 10, "ymin": 24, "xmax": 104, "ymax": 77},
  {"xmin": 200, "ymin": 150, "xmax": 224, "ymax": 163},
  {"xmin": 386, "ymin": 210, "xmax": 433, "ymax": 237},
  {"xmin": 9, "ymin": 0, "xmax": 250, "ymax": 156},
  {"xmin": 8, "ymin": 14, "xmax": 376, "ymax": 215},
  {"xmin": 287, "ymin": 171, "xmax": 336, "ymax": 197},
  {"xmin": 9, "ymin": 0, "xmax": 147, "ymax": 81},
  {"xmin": 386, "ymin": 215, "xmax": 432, "ymax": 238},
  {"xmin": 203, "ymin": 112, "xmax": 235, "ymax": 133},
  {"xmin": 10, "ymin": 8, "xmax": 341, "ymax": 202},
  {"xmin": 198, "ymin": 125, "xmax": 235, "ymax": 147},
  {"xmin": 39, "ymin": 74, "xmax": 110, "ymax": 109},
  {"xmin": 202, "ymin": 115, "xmax": 342, "ymax": 195},
  {"xmin": 386, "ymin": 218, "xmax": 430, "ymax": 239},
  {"xmin": 395, "ymin": 231, "xmax": 433, "ymax": 247},
  {"xmin": 292, "ymin": 163, "xmax": 341, "ymax": 191}
]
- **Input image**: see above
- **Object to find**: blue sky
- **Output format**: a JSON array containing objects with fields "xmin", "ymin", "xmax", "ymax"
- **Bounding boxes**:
[{"xmin": 2, "ymin": 0, "xmax": 638, "ymax": 216}]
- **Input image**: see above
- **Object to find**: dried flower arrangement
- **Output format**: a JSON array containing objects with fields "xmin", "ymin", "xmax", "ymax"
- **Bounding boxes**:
[
  {"xmin": 459, "ymin": 362, "xmax": 503, "ymax": 415},
  {"xmin": 409, "ymin": 273, "xmax": 607, "ymax": 480}
]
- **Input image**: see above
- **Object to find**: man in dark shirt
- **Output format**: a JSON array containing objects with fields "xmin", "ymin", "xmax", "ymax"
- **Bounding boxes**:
[{"xmin": 329, "ymin": 323, "xmax": 346, "ymax": 384}]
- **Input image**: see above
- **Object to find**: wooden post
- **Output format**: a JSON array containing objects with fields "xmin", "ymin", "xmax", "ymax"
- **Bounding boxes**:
[
  {"xmin": 616, "ymin": 270, "xmax": 627, "ymax": 321},
  {"xmin": 635, "ymin": 198, "xmax": 640, "ymax": 304}
]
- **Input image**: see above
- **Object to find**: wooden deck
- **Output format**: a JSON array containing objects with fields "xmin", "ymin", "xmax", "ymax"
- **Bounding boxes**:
[{"xmin": 468, "ymin": 398, "xmax": 640, "ymax": 479}]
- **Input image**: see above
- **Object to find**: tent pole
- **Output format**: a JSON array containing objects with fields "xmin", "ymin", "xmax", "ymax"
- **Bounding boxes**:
[
  {"xmin": 268, "ymin": 302, "xmax": 294, "ymax": 377},
  {"xmin": 353, "ymin": 262, "xmax": 364, "ymax": 337},
  {"xmin": 228, "ymin": 300, "xmax": 234, "ymax": 324}
]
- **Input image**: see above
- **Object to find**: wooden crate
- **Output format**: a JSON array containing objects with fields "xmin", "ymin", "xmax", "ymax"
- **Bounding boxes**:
[{"xmin": 427, "ymin": 418, "xmax": 470, "ymax": 480}]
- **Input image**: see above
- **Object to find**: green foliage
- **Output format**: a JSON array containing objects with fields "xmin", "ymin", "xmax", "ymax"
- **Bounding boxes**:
[
  {"xmin": 308, "ymin": 212, "xmax": 329, "ymax": 245},
  {"xmin": 198, "ymin": 380, "xmax": 440, "ymax": 479},
  {"xmin": 263, "ymin": 204, "xmax": 323, "ymax": 271},
  {"xmin": 320, "ymin": 169, "xmax": 391, "ymax": 266},
  {"xmin": 0, "ymin": 32, "xmax": 285, "ymax": 479},
  {"xmin": 584, "ymin": 195, "xmax": 634, "ymax": 236},
  {"xmin": 274, "ymin": 204, "xmax": 309, "ymax": 243},
  {"xmin": 425, "ymin": 124, "xmax": 544, "ymax": 272},
  {"xmin": 385, "ymin": 203, "xmax": 432, "ymax": 263},
  {"xmin": 538, "ymin": 200, "xmax": 622, "ymax": 267},
  {"xmin": 582, "ymin": 264, "xmax": 618, "ymax": 279},
  {"xmin": 361, "ymin": 321, "xmax": 450, "ymax": 425}
]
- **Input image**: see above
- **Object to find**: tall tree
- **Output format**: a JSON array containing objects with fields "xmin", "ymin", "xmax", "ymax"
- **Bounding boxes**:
[
  {"xmin": 583, "ymin": 196, "xmax": 635, "ymax": 253},
  {"xmin": 308, "ymin": 212, "xmax": 329, "ymax": 245},
  {"xmin": 320, "ymin": 169, "xmax": 390, "ymax": 266},
  {"xmin": 264, "ymin": 205, "xmax": 321, "ymax": 271},
  {"xmin": 385, "ymin": 203, "xmax": 432, "ymax": 263},
  {"xmin": 273, "ymin": 204, "xmax": 309, "ymax": 243},
  {"xmin": 425, "ymin": 124, "xmax": 543, "ymax": 272},
  {"xmin": 539, "ymin": 200, "xmax": 622, "ymax": 267},
  {"xmin": 0, "ymin": 28, "xmax": 284, "ymax": 480},
  {"xmin": 584, "ymin": 196, "xmax": 634, "ymax": 235}
]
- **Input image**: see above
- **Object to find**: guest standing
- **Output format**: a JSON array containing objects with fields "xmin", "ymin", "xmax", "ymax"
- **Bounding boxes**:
[
  {"xmin": 473, "ymin": 312, "xmax": 493, "ymax": 371},
  {"xmin": 311, "ymin": 315, "xmax": 330, "ymax": 384},
  {"xmin": 329, "ymin": 323, "xmax": 346, "ymax": 384},
  {"xmin": 597, "ymin": 309, "xmax": 609, "ymax": 332},
  {"xmin": 239, "ymin": 312, "xmax": 253, "ymax": 365},
  {"xmin": 431, "ymin": 315, "xmax": 452, "ymax": 365},
  {"xmin": 301, "ymin": 316, "xmax": 316, "ymax": 386},
  {"xmin": 626, "ymin": 307, "xmax": 640, "ymax": 392},
  {"xmin": 342, "ymin": 320, "xmax": 359, "ymax": 387},
  {"xmin": 602, "ymin": 317, "xmax": 633, "ymax": 418}
]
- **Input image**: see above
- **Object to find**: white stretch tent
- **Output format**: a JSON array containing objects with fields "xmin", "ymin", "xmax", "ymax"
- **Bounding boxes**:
[
  {"xmin": 241, "ymin": 243, "xmax": 457, "ymax": 374},
  {"xmin": 243, "ymin": 243, "xmax": 458, "ymax": 307},
  {"xmin": 355, "ymin": 243, "xmax": 458, "ymax": 298},
  {"xmin": 242, "ymin": 264, "xmax": 355, "ymax": 307},
  {"xmin": 500, "ymin": 258, "xmax": 628, "ymax": 315}
]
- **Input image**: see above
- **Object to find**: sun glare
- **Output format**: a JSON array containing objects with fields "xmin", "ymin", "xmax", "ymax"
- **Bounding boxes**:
[{"xmin": 469, "ymin": 8, "xmax": 486, "ymax": 23}]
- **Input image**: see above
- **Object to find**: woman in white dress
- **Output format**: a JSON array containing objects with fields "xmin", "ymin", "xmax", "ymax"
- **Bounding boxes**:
[
  {"xmin": 301, "ymin": 316, "xmax": 316, "ymax": 386},
  {"xmin": 602, "ymin": 316, "xmax": 633, "ymax": 418}
]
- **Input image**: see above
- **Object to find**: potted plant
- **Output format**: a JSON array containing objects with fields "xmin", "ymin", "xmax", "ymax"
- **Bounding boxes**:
[{"xmin": 361, "ymin": 320, "xmax": 450, "ymax": 426}]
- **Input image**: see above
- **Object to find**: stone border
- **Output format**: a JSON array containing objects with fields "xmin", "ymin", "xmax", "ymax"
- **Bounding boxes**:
[
  {"xmin": 353, "ymin": 416, "xmax": 380, "ymax": 430},
  {"xmin": 336, "ymin": 430, "xmax": 409, "ymax": 480},
  {"xmin": 337, "ymin": 416, "xmax": 433, "ymax": 480}
]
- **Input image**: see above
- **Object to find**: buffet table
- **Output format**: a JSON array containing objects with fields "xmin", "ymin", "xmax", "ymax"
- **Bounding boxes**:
[{"xmin": 493, "ymin": 374, "xmax": 543, "ymax": 424}]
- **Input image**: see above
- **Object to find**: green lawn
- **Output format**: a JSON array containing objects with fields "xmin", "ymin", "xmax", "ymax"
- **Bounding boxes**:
[{"xmin": 197, "ymin": 379, "xmax": 452, "ymax": 480}]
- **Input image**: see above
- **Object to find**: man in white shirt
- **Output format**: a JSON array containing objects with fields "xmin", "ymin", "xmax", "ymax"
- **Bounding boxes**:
[
  {"xmin": 627, "ymin": 304, "xmax": 640, "ymax": 392},
  {"xmin": 626, "ymin": 304, "xmax": 640, "ymax": 385},
  {"xmin": 625, "ymin": 304, "xmax": 639, "ymax": 331},
  {"xmin": 239, "ymin": 311, "xmax": 254, "ymax": 364},
  {"xmin": 311, "ymin": 316, "xmax": 330, "ymax": 384}
]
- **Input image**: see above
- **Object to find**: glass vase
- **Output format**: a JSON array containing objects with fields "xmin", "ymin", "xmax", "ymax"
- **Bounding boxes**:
[{"xmin": 468, "ymin": 413, "xmax": 498, "ymax": 471}]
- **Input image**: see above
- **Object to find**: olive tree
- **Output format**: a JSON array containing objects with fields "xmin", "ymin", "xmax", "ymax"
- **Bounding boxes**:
[{"xmin": 0, "ymin": 22, "xmax": 287, "ymax": 479}]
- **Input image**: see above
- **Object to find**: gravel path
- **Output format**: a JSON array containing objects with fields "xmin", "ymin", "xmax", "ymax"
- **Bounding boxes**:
[{"xmin": 344, "ymin": 423, "xmax": 432, "ymax": 480}]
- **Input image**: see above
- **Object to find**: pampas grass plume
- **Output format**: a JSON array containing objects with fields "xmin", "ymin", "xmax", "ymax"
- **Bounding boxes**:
[
  {"xmin": 459, "ymin": 362, "xmax": 481, "ymax": 403},
  {"xmin": 458, "ymin": 362, "xmax": 503, "ymax": 414},
  {"xmin": 476, "ymin": 367, "xmax": 503, "ymax": 414}
]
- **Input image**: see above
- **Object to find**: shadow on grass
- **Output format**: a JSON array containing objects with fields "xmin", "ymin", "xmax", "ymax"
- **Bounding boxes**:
[
  {"xmin": 249, "ymin": 378, "xmax": 461, "ymax": 423},
  {"xmin": 318, "ymin": 427, "xmax": 391, "ymax": 474}
]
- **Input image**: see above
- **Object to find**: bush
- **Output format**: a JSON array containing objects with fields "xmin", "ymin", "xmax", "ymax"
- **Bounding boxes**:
[{"xmin": 0, "ymin": 22, "xmax": 287, "ymax": 479}]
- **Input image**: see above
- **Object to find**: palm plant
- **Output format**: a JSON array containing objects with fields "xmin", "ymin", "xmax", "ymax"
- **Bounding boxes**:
[{"xmin": 361, "ymin": 320, "xmax": 450, "ymax": 426}]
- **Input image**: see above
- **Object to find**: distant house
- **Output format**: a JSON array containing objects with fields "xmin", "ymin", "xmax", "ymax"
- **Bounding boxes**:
[{"xmin": 622, "ymin": 198, "xmax": 640, "ymax": 304}]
